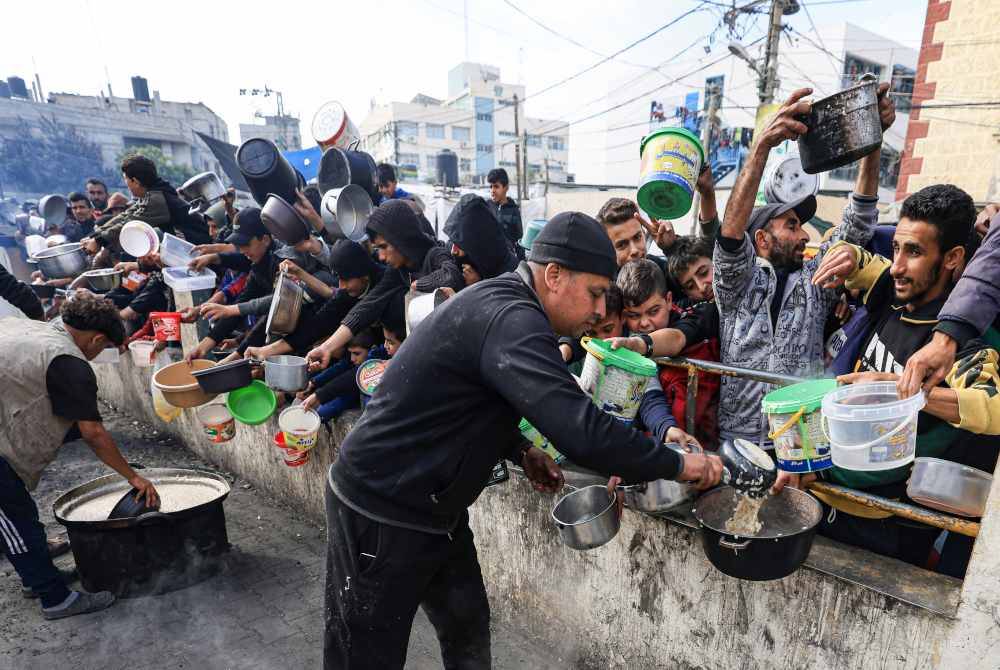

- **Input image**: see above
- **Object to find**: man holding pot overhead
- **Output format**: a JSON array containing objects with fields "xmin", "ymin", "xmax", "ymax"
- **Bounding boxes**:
[
  {"xmin": 0, "ymin": 293, "xmax": 159, "ymax": 619},
  {"xmin": 322, "ymin": 212, "xmax": 723, "ymax": 669}
]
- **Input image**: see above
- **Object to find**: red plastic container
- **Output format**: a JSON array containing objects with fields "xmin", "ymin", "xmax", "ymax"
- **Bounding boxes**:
[{"xmin": 149, "ymin": 312, "xmax": 182, "ymax": 343}]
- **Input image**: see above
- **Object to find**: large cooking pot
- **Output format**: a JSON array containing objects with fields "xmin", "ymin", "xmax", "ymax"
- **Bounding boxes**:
[
  {"xmin": 318, "ymin": 147, "xmax": 379, "ymax": 205},
  {"xmin": 31, "ymin": 242, "xmax": 89, "ymax": 279},
  {"xmin": 620, "ymin": 478, "xmax": 694, "ymax": 514},
  {"xmin": 263, "ymin": 354, "xmax": 309, "ymax": 392},
  {"xmin": 551, "ymin": 485, "xmax": 620, "ymax": 551},
  {"xmin": 321, "ymin": 184, "xmax": 372, "ymax": 242},
  {"xmin": 265, "ymin": 271, "xmax": 304, "ymax": 337},
  {"xmin": 53, "ymin": 468, "xmax": 231, "ymax": 597},
  {"xmin": 796, "ymin": 74, "xmax": 883, "ymax": 175},
  {"xmin": 38, "ymin": 194, "xmax": 69, "ymax": 226},
  {"xmin": 178, "ymin": 171, "xmax": 226, "ymax": 215},
  {"xmin": 693, "ymin": 486, "xmax": 822, "ymax": 581},
  {"xmin": 261, "ymin": 193, "xmax": 310, "ymax": 245},
  {"xmin": 237, "ymin": 138, "xmax": 306, "ymax": 207}
]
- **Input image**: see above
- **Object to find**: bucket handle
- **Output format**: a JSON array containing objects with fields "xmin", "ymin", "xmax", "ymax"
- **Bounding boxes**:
[
  {"xmin": 767, "ymin": 407, "xmax": 805, "ymax": 441},
  {"xmin": 821, "ymin": 411, "xmax": 918, "ymax": 452}
]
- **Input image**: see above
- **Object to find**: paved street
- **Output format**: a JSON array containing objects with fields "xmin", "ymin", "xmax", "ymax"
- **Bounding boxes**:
[{"xmin": 0, "ymin": 404, "xmax": 559, "ymax": 670}]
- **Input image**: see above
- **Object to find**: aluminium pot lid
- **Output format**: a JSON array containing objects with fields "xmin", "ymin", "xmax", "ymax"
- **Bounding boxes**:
[{"xmin": 53, "ymin": 468, "xmax": 230, "ymax": 528}]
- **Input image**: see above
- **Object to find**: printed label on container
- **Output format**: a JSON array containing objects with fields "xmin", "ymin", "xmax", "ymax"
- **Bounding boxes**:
[{"xmin": 356, "ymin": 359, "xmax": 389, "ymax": 396}]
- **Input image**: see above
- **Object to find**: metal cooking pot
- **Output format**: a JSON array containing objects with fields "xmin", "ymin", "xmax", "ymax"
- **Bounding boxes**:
[
  {"xmin": 693, "ymin": 486, "xmax": 822, "ymax": 581},
  {"xmin": 263, "ymin": 355, "xmax": 309, "ymax": 392},
  {"xmin": 719, "ymin": 438, "xmax": 777, "ymax": 498},
  {"xmin": 796, "ymin": 73, "xmax": 883, "ymax": 175},
  {"xmin": 31, "ymin": 242, "xmax": 89, "ymax": 279},
  {"xmin": 907, "ymin": 457, "xmax": 993, "ymax": 518},
  {"xmin": 179, "ymin": 172, "xmax": 226, "ymax": 215},
  {"xmin": 265, "ymin": 271, "xmax": 304, "ymax": 337},
  {"xmin": 620, "ymin": 478, "xmax": 694, "ymax": 514},
  {"xmin": 237, "ymin": 138, "xmax": 304, "ymax": 207},
  {"xmin": 317, "ymin": 147, "xmax": 379, "ymax": 204},
  {"xmin": 406, "ymin": 288, "xmax": 448, "ymax": 336},
  {"xmin": 551, "ymin": 484, "xmax": 620, "ymax": 550},
  {"xmin": 38, "ymin": 194, "xmax": 69, "ymax": 226},
  {"xmin": 52, "ymin": 468, "xmax": 231, "ymax": 597},
  {"xmin": 321, "ymin": 184, "xmax": 373, "ymax": 242},
  {"xmin": 81, "ymin": 267, "xmax": 122, "ymax": 292},
  {"xmin": 261, "ymin": 193, "xmax": 310, "ymax": 245}
]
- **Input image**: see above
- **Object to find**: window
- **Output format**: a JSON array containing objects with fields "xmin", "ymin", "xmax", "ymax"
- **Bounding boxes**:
[
  {"xmin": 476, "ymin": 144, "xmax": 494, "ymax": 154},
  {"xmin": 397, "ymin": 121, "xmax": 418, "ymax": 137},
  {"xmin": 890, "ymin": 64, "xmax": 915, "ymax": 113},
  {"xmin": 842, "ymin": 54, "xmax": 882, "ymax": 89},
  {"xmin": 460, "ymin": 159, "xmax": 472, "ymax": 172},
  {"xmin": 527, "ymin": 135, "xmax": 542, "ymax": 147},
  {"xmin": 494, "ymin": 85, "xmax": 504, "ymax": 98},
  {"xmin": 397, "ymin": 153, "xmax": 419, "ymax": 168},
  {"xmin": 426, "ymin": 124, "xmax": 445, "ymax": 139},
  {"xmin": 498, "ymin": 130, "xmax": 517, "ymax": 138},
  {"xmin": 452, "ymin": 126, "xmax": 471, "ymax": 142},
  {"xmin": 547, "ymin": 136, "xmax": 566, "ymax": 151},
  {"xmin": 476, "ymin": 112, "xmax": 493, "ymax": 122}
]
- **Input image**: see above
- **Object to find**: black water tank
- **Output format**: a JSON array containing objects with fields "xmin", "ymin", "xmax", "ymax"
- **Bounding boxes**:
[
  {"xmin": 131, "ymin": 76, "xmax": 150, "ymax": 102},
  {"xmin": 0, "ymin": 81, "xmax": 10, "ymax": 99},
  {"xmin": 7, "ymin": 77, "xmax": 28, "ymax": 99},
  {"xmin": 436, "ymin": 150, "xmax": 459, "ymax": 187}
]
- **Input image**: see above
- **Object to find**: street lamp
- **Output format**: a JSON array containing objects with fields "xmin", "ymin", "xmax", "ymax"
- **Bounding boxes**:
[{"xmin": 728, "ymin": 40, "xmax": 762, "ymax": 77}]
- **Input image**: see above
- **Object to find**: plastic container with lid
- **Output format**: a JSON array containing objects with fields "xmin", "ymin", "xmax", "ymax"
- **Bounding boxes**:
[
  {"xmin": 162, "ymin": 266, "xmax": 216, "ymax": 293},
  {"xmin": 128, "ymin": 339, "xmax": 156, "ymax": 368},
  {"xmin": 311, "ymin": 101, "xmax": 360, "ymax": 151},
  {"xmin": 762, "ymin": 379, "xmax": 837, "ymax": 473},
  {"xmin": 821, "ymin": 382, "xmax": 926, "ymax": 471},
  {"xmin": 637, "ymin": 127, "xmax": 704, "ymax": 220},
  {"xmin": 577, "ymin": 337, "xmax": 657, "ymax": 423},
  {"xmin": 160, "ymin": 233, "xmax": 198, "ymax": 268}
]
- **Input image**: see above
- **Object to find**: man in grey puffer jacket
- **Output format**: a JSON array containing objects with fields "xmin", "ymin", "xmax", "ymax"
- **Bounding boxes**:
[{"xmin": 713, "ymin": 86, "xmax": 895, "ymax": 443}]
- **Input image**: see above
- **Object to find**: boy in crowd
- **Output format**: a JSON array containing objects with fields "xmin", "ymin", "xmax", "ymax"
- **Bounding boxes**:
[
  {"xmin": 307, "ymin": 200, "xmax": 464, "ymax": 370},
  {"xmin": 559, "ymin": 285, "xmax": 625, "ymax": 375},
  {"xmin": 302, "ymin": 326, "xmax": 387, "ymax": 422},
  {"xmin": 487, "ymin": 168, "xmax": 523, "ymax": 260},
  {"xmin": 445, "ymin": 194, "xmax": 518, "ymax": 286},
  {"xmin": 376, "ymin": 164, "xmax": 410, "ymax": 204}
]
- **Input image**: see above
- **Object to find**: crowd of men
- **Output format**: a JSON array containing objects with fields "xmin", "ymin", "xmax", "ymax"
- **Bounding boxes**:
[{"xmin": 1, "ymin": 85, "xmax": 999, "ymax": 668}]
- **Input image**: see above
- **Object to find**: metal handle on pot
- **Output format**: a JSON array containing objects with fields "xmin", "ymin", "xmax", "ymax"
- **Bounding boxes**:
[
  {"xmin": 135, "ymin": 511, "xmax": 175, "ymax": 526},
  {"xmin": 719, "ymin": 537, "xmax": 751, "ymax": 551}
]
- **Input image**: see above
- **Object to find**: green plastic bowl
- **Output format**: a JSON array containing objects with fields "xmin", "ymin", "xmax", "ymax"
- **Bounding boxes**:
[{"xmin": 226, "ymin": 380, "xmax": 277, "ymax": 425}]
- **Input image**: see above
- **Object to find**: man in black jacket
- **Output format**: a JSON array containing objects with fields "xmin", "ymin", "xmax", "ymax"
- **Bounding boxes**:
[
  {"xmin": 445, "ymin": 194, "xmax": 518, "ymax": 286},
  {"xmin": 488, "ymin": 168, "xmax": 523, "ymax": 260},
  {"xmin": 307, "ymin": 200, "xmax": 463, "ymax": 367},
  {"xmin": 322, "ymin": 211, "xmax": 723, "ymax": 669},
  {"xmin": 1, "ymin": 264, "xmax": 43, "ymax": 320}
]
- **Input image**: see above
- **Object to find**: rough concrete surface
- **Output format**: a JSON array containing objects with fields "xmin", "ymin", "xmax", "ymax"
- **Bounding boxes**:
[{"xmin": 0, "ymin": 404, "xmax": 560, "ymax": 670}]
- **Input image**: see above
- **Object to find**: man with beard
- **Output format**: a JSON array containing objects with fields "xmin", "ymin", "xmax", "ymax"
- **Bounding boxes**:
[
  {"xmin": 322, "ymin": 211, "xmax": 723, "ymax": 669},
  {"xmin": 85, "ymin": 179, "xmax": 110, "ymax": 214},
  {"xmin": 777, "ymin": 183, "xmax": 1000, "ymax": 576},
  {"xmin": 711, "ymin": 87, "xmax": 893, "ymax": 445}
]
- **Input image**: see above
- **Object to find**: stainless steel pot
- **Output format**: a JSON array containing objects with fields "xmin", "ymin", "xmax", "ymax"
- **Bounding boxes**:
[
  {"xmin": 39, "ymin": 194, "xmax": 69, "ymax": 226},
  {"xmin": 796, "ymin": 73, "xmax": 883, "ymax": 175},
  {"xmin": 81, "ymin": 267, "xmax": 122, "ymax": 292},
  {"xmin": 551, "ymin": 484, "xmax": 620, "ymax": 550},
  {"xmin": 907, "ymin": 457, "xmax": 993, "ymax": 517},
  {"xmin": 620, "ymin": 478, "xmax": 694, "ymax": 513},
  {"xmin": 261, "ymin": 193, "xmax": 310, "ymax": 245},
  {"xmin": 32, "ymin": 242, "xmax": 89, "ymax": 279},
  {"xmin": 179, "ymin": 172, "xmax": 226, "ymax": 214},
  {"xmin": 321, "ymin": 185, "xmax": 373, "ymax": 242},
  {"xmin": 263, "ymin": 355, "xmax": 309, "ymax": 392},
  {"xmin": 265, "ymin": 272, "xmax": 304, "ymax": 336}
]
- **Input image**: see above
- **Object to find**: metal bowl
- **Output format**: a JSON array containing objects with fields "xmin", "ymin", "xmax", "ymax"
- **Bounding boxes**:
[
  {"xmin": 39, "ymin": 194, "xmax": 69, "ymax": 226},
  {"xmin": 82, "ymin": 267, "xmax": 123, "ymax": 292},
  {"xmin": 620, "ymin": 478, "xmax": 695, "ymax": 514},
  {"xmin": 179, "ymin": 172, "xmax": 226, "ymax": 214},
  {"xmin": 261, "ymin": 193, "xmax": 310, "ymax": 245},
  {"xmin": 907, "ymin": 457, "xmax": 993, "ymax": 517},
  {"xmin": 551, "ymin": 485, "xmax": 620, "ymax": 551},
  {"xmin": 31, "ymin": 242, "xmax": 89, "ymax": 279},
  {"xmin": 265, "ymin": 272, "xmax": 304, "ymax": 336},
  {"xmin": 320, "ymin": 185, "xmax": 372, "ymax": 242}
]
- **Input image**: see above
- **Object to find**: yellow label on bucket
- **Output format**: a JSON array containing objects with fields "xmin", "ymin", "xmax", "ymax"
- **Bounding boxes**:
[{"xmin": 638, "ymin": 134, "xmax": 701, "ymax": 194}]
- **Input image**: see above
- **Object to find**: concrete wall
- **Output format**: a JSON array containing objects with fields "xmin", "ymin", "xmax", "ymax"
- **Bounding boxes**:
[{"xmin": 90, "ymin": 294, "xmax": 1000, "ymax": 669}]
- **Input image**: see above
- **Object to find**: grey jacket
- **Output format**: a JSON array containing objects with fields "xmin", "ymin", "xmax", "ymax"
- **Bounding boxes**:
[
  {"xmin": 713, "ymin": 193, "xmax": 878, "ymax": 442},
  {"xmin": 937, "ymin": 211, "xmax": 1000, "ymax": 346}
]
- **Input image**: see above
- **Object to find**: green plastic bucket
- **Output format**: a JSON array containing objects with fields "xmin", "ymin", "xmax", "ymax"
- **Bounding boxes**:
[
  {"xmin": 762, "ymin": 379, "xmax": 837, "ymax": 473},
  {"xmin": 227, "ymin": 380, "xmax": 277, "ymax": 425},
  {"xmin": 637, "ymin": 127, "xmax": 705, "ymax": 220},
  {"xmin": 578, "ymin": 337, "xmax": 656, "ymax": 423},
  {"xmin": 518, "ymin": 418, "xmax": 565, "ymax": 464}
]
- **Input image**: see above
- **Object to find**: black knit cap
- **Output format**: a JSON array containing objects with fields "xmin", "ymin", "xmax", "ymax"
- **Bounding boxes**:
[
  {"xmin": 329, "ymin": 240, "xmax": 377, "ymax": 279},
  {"xmin": 528, "ymin": 211, "xmax": 617, "ymax": 279}
]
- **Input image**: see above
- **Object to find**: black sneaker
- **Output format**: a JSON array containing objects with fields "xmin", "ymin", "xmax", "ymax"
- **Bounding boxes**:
[
  {"xmin": 42, "ymin": 590, "xmax": 115, "ymax": 620},
  {"xmin": 22, "ymin": 566, "xmax": 79, "ymax": 599}
]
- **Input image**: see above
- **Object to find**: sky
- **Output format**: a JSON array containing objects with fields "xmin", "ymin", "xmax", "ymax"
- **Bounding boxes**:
[{"xmin": 1, "ymin": 0, "xmax": 928, "ymax": 183}]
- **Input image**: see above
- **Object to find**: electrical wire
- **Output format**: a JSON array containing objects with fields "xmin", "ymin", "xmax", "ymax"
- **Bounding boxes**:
[{"xmin": 800, "ymin": 0, "xmax": 843, "ymax": 79}]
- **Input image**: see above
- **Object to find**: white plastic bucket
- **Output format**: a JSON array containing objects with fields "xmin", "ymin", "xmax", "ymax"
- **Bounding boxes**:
[
  {"xmin": 278, "ymin": 406, "xmax": 321, "ymax": 451},
  {"xmin": 119, "ymin": 221, "xmax": 159, "ymax": 257},
  {"xmin": 821, "ymin": 382, "xmax": 926, "ymax": 471},
  {"xmin": 128, "ymin": 339, "xmax": 156, "ymax": 367}
]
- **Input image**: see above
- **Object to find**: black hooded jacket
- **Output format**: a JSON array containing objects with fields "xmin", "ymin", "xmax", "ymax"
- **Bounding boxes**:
[
  {"xmin": 148, "ymin": 178, "xmax": 213, "ymax": 245},
  {"xmin": 340, "ymin": 201, "xmax": 463, "ymax": 335},
  {"xmin": 444, "ymin": 195, "xmax": 518, "ymax": 280}
]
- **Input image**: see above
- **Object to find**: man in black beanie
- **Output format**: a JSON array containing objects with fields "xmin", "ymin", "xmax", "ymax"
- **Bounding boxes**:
[{"xmin": 321, "ymin": 210, "xmax": 723, "ymax": 669}]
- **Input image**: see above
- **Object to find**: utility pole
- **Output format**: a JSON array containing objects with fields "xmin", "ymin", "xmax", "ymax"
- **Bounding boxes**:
[
  {"xmin": 759, "ymin": 0, "xmax": 785, "ymax": 106},
  {"xmin": 521, "ymin": 129, "xmax": 529, "ymax": 201},
  {"xmin": 691, "ymin": 85, "xmax": 720, "ymax": 235},
  {"xmin": 513, "ymin": 94, "xmax": 523, "ymax": 199}
]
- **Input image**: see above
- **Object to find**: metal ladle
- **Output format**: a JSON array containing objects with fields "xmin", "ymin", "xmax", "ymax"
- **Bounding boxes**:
[{"xmin": 718, "ymin": 439, "xmax": 777, "ymax": 499}]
